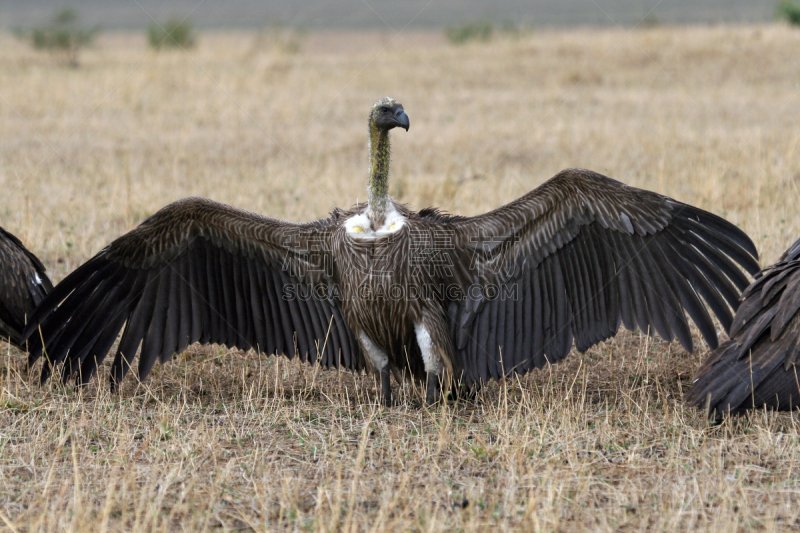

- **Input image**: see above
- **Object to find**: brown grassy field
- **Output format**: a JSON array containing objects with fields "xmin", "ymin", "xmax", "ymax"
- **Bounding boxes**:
[{"xmin": 2, "ymin": 23, "xmax": 800, "ymax": 532}]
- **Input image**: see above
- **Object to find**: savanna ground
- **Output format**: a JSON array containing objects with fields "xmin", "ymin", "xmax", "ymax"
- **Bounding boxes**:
[{"xmin": 2, "ymin": 23, "xmax": 800, "ymax": 532}]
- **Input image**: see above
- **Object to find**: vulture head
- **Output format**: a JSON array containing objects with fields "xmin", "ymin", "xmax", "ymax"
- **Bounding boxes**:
[{"xmin": 369, "ymin": 97, "xmax": 410, "ymax": 132}]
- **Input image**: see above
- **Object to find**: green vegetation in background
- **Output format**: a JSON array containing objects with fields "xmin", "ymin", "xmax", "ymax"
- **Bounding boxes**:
[
  {"xmin": 13, "ymin": 7, "xmax": 99, "ymax": 67},
  {"xmin": 777, "ymin": 0, "xmax": 800, "ymax": 24},
  {"xmin": 147, "ymin": 17, "xmax": 196, "ymax": 49},
  {"xmin": 445, "ymin": 20, "xmax": 494, "ymax": 44},
  {"xmin": 445, "ymin": 20, "xmax": 530, "ymax": 45}
]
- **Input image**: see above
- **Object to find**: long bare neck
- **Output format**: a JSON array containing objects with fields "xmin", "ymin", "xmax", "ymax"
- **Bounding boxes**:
[{"xmin": 368, "ymin": 124, "xmax": 391, "ymax": 216}]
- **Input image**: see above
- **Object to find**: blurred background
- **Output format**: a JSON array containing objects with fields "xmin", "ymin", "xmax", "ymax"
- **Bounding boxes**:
[{"xmin": 0, "ymin": 0, "xmax": 781, "ymax": 29}]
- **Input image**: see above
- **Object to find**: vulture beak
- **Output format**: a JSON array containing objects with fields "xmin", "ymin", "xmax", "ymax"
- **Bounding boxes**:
[{"xmin": 395, "ymin": 109, "xmax": 410, "ymax": 131}]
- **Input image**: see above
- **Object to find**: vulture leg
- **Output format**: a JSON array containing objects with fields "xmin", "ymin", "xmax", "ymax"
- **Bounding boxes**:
[
  {"xmin": 425, "ymin": 372, "xmax": 441, "ymax": 405},
  {"xmin": 415, "ymin": 321, "xmax": 449, "ymax": 405},
  {"xmin": 358, "ymin": 332, "xmax": 392, "ymax": 406},
  {"xmin": 381, "ymin": 367, "xmax": 392, "ymax": 407}
]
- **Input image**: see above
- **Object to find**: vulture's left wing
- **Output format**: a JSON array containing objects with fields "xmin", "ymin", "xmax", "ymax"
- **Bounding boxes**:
[{"xmin": 442, "ymin": 168, "xmax": 759, "ymax": 385}]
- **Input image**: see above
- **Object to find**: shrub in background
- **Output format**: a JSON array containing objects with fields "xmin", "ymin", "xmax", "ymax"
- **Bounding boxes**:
[
  {"xmin": 15, "ymin": 7, "xmax": 99, "ymax": 67},
  {"xmin": 445, "ymin": 20, "xmax": 531, "ymax": 45},
  {"xmin": 147, "ymin": 18, "xmax": 196, "ymax": 49},
  {"xmin": 445, "ymin": 20, "xmax": 494, "ymax": 45},
  {"xmin": 777, "ymin": 0, "xmax": 800, "ymax": 24}
]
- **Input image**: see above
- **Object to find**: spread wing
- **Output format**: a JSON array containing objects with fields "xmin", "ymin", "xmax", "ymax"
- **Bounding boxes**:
[
  {"xmin": 686, "ymin": 237, "xmax": 800, "ymax": 418},
  {"xmin": 24, "ymin": 197, "xmax": 363, "ymax": 386},
  {"xmin": 0, "ymin": 226, "xmax": 52, "ymax": 346},
  {"xmin": 442, "ymin": 168, "xmax": 760, "ymax": 385}
]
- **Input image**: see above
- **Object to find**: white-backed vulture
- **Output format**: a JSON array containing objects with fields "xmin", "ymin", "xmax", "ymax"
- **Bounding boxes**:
[{"xmin": 24, "ymin": 97, "xmax": 759, "ymax": 405}]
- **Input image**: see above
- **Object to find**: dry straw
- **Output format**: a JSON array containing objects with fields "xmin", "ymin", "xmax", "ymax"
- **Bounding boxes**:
[{"xmin": 2, "ymin": 23, "xmax": 800, "ymax": 531}]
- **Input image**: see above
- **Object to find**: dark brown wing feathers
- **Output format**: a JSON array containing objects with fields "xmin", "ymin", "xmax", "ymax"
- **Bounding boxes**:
[
  {"xmin": 24, "ymin": 197, "xmax": 364, "ymax": 386},
  {"xmin": 0, "ymin": 226, "xmax": 52, "ymax": 346},
  {"xmin": 686, "ymin": 237, "xmax": 800, "ymax": 418},
  {"xmin": 441, "ymin": 169, "xmax": 759, "ymax": 385},
  {"xmin": 25, "ymin": 169, "xmax": 758, "ymax": 393}
]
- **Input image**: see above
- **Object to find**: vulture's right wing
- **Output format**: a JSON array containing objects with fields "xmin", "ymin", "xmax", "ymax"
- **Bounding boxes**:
[{"xmin": 24, "ymin": 197, "xmax": 363, "ymax": 386}]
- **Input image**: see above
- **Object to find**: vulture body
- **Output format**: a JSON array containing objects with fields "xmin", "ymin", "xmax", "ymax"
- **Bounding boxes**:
[
  {"xmin": 24, "ymin": 98, "xmax": 760, "ymax": 405},
  {"xmin": 687, "ymin": 238, "xmax": 800, "ymax": 419},
  {"xmin": 0, "ymin": 226, "xmax": 52, "ymax": 347}
]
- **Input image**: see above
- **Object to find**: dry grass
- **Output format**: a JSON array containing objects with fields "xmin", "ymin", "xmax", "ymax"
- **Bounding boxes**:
[{"xmin": 2, "ymin": 24, "xmax": 800, "ymax": 531}]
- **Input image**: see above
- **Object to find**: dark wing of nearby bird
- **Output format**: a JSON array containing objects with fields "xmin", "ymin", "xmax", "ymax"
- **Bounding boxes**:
[
  {"xmin": 0, "ymin": 226, "xmax": 52, "ymax": 347},
  {"xmin": 440, "ymin": 168, "xmax": 760, "ymax": 385},
  {"xmin": 686, "ymin": 237, "xmax": 800, "ymax": 418},
  {"xmin": 23, "ymin": 197, "xmax": 363, "ymax": 386}
]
